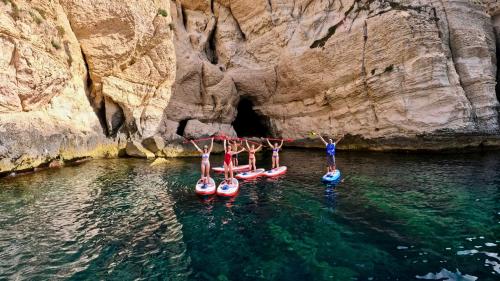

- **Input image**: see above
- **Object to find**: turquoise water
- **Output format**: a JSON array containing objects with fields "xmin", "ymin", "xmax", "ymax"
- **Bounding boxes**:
[{"xmin": 0, "ymin": 149, "xmax": 499, "ymax": 280}]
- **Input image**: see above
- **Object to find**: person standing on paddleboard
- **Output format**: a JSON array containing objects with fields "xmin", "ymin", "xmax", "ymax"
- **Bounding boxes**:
[
  {"xmin": 318, "ymin": 134, "xmax": 344, "ymax": 174},
  {"xmin": 190, "ymin": 137, "xmax": 214, "ymax": 184},
  {"xmin": 265, "ymin": 138, "xmax": 284, "ymax": 169},
  {"xmin": 224, "ymin": 139, "xmax": 245, "ymax": 183},
  {"xmin": 230, "ymin": 140, "xmax": 242, "ymax": 166},
  {"xmin": 245, "ymin": 140, "xmax": 263, "ymax": 172}
]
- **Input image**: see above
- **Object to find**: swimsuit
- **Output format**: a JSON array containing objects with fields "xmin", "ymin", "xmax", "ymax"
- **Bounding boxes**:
[
  {"xmin": 326, "ymin": 143, "xmax": 336, "ymax": 156},
  {"xmin": 201, "ymin": 152, "xmax": 210, "ymax": 165},
  {"xmin": 326, "ymin": 143, "xmax": 336, "ymax": 166},
  {"xmin": 249, "ymin": 151, "xmax": 256, "ymax": 160},
  {"xmin": 272, "ymin": 148, "xmax": 279, "ymax": 158},
  {"xmin": 224, "ymin": 152, "xmax": 232, "ymax": 165}
]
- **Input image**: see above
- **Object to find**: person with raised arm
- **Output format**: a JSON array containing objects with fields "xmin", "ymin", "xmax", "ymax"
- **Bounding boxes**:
[
  {"xmin": 223, "ymin": 139, "xmax": 245, "ymax": 183},
  {"xmin": 245, "ymin": 139, "xmax": 263, "ymax": 172},
  {"xmin": 265, "ymin": 138, "xmax": 284, "ymax": 169},
  {"xmin": 190, "ymin": 137, "xmax": 214, "ymax": 184},
  {"xmin": 230, "ymin": 140, "xmax": 242, "ymax": 166},
  {"xmin": 318, "ymin": 134, "xmax": 344, "ymax": 174}
]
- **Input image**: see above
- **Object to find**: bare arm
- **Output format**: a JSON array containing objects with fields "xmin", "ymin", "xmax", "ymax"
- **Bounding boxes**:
[
  {"xmin": 278, "ymin": 140, "xmax": 284, "ymax": 149},
  {"xmin": 318, "ymin": 135, "xmax": 327, "ymax": 145},
  {"xmin": 190, "ymin": 140, "xmax": 202, "ymax": 153},
  {"xmin": 223, "ymin": 139, "xmax": 227, "ymax": 153},
  {"xmin": 208, "ymin": 137, "xmax": 214, "ymax": 153},
  {"xmin": 266, "ymin": 138, "xmax": 273, "ymax": 148},
  {"xmin": 245, "ymin": 139, "xmax": 250, "ymax": 151},
  {"xmin": 235, "ymin": 148, "xmax": 246, "ymax": 154},
  {"xmin": 256, "ymin": 144, "xmax": 263, "ymax": 152},
  {"xmin": 336, "ymin": 134, "xmax": 345, "ymax": 144}
]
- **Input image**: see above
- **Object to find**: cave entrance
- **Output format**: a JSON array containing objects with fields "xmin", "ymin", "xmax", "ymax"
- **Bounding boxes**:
[
  {"xmin": 232, "ymin": 98, "xmax": 270, "ymax": 137},
  {"xmin": 176, "ymin": 119, "xmax": 189, "ymax": 136}
]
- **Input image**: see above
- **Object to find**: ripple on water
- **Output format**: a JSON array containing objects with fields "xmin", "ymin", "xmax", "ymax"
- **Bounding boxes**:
[
  {"xmin": 416, "ymin": 268, "xmax": 477, "ymax": 281},
  {"xmin": 0, "ymin": 151, "xmax": 499, "ymax": 280}
]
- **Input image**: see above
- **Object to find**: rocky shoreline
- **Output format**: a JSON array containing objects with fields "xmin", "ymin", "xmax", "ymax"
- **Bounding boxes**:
[{"xmin": 3, "ymin": 132, "xmax": 500, "ymax": 178}]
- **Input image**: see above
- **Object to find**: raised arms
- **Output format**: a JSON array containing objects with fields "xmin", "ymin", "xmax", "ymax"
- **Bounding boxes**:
[
  {"xmin": 235, "ymin": 148, "xmax": 246, "ymax": 154},
  {"xmin": 335, "ymin": 134, "xmax": 345, "ymax": 144},
  {"xmin": 190, "ymin": 140, "xmax": 203, "ymax": 153},
  {"xmin": 208, "ymin": 137, "xmax": 214, "ymax": 153},
  {"xmin": 265, "ymin": 138, "xmax": 273, "ymax": 148},
  {"xmin": 245, "ymin": 139, "xmax": 251, "ymax": 151},
  {"xmin": 318, "ymin": 134, "xmax": 328, "ymax": 145},
  {"xmin": 278, "ymin": 140, "xmax": 284, "ymax": 149}
]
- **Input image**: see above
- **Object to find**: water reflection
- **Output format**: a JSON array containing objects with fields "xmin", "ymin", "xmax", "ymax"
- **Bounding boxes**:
[{"xmin": 0, "ymin": 150, "xmax": 499, "ymax": 280}]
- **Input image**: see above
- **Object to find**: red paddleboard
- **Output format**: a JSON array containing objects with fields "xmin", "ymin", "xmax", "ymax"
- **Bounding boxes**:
[
  {"xmin": 212, "ymin": 165, "xmax": 250, "ymax": 173},
  {"xmin": 236, "ymin": 168, "xmax": 265, "ymax": 180},
  {"xmin": 195, "ymin": 178, "xmax": 216, "ymax": 196},
  {"xmin": 263, "ymin": 166, "xmax": 287, "ymax": 177},
  {"xmin": 216, "ymin": 178, "xmax": 239, "ymax": 197}
]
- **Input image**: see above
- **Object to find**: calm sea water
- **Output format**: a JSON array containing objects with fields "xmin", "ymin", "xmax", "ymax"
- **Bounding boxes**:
[{"xmin": 0, "ymin": 149, "xmax": 499, "ymax": 281}]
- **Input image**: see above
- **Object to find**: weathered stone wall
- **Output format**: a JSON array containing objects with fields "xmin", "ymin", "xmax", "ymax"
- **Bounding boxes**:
[
  {"xmin": 0, "ymin": 0, "xmax": 175, "ymax": 174},
  {"xmin": 1, "ymin": 0, "xmax": 500, "ymax": 174},
  {"xmin": 165, "ymin": 0, "xmax": 500, "ymax": 149}
]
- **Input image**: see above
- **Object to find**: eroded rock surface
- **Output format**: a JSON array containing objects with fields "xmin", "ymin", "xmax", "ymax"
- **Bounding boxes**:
[
  {"xmin": 165, "ymin": 0, "xmax": 500, "ymax": 148},
  {"xmin": 2, "ymin": 0, "xmax": 500, "ymax": 174},
  {"xmin": 0, "ymin": 0, "xmax": 175, "ymax": 173},
  {"xmin": 61, "ymin": 0, "xmax": 176, "ymax": 138}
]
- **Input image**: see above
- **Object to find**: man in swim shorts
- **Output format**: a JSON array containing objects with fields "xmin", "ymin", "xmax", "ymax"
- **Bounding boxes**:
[{"xmin": 319, "ymin": 134, "xmax": 344, "ymax": 173}]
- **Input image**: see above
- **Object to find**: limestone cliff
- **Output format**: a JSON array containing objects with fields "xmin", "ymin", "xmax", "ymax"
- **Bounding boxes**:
[
  {"xmin": 166, "ymin": 0, "xmax": 500, "ymax": 149},
  {"xmin": 0, "ymin": 0, "xmax": 175, "ymax": 174},
  {"xmin": 1, "ymin": 0, "xmax": 500, "ymax": 175}
]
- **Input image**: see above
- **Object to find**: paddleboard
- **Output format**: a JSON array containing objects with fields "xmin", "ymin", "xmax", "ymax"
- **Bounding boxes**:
[
  {"xmin": 212, "ymin": 165, "xmax": 250, "ymax": 173},
  {"xmin": 236, "ymin": 168, "xmax": 265, "ymax": 180},
  {"xmin": 263, "ymin": 166, "xmax": 287, "ymax": 177},
  {"xmin": 195, "ymin": 178, "xmax": 216, "ymax": 195},
  {"xmin": 216, "ymin": 178, "xmax": 239, "ymax": 197},
  {"xmin": 321, "ymin": 169, "xmax": 341, "ymax": 184}
]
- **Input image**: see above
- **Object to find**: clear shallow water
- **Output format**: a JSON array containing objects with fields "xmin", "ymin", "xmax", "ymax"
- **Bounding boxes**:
[{"xmin": 0, "ymin": 150, "xmax": 499, "ymax": 281}]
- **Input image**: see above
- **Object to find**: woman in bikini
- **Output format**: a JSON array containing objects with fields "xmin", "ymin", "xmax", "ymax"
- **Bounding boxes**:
[
  {"xmin": 223, "ymin": 139, "xmax": 245, "ymax": 183},
  {"xmin": 190, "ymin": 137, "xmax": 214, "ymax": 184},
  {"xmin": 266, "ymin": 138, "xmax": 284, "ymax": 169},
  {"xmin": 245, "ymin": 140, "xmax": 262, "ymax": 172}
]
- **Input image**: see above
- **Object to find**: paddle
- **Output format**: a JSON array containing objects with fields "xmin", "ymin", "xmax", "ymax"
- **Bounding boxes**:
[{"xmin": 265, "ymin": 138, "xmax": 294, "ymax": 142}]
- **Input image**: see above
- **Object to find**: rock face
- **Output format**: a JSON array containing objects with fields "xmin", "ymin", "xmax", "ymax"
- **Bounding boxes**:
[
  {"xmin": 2, "ymin": 0, "xmax": 500, "ymax": 174},
  {"xmin": 0, "ymin": 0, "xmax": 114, "ymax": 173},
  {"xmin": 60, "ymin": 0, "xmax": 176, "ymax": 138},
  {"xmin": 165, "ymin": 0, "xmax": 500, "ymax": 148},
  {"xmin": 0, "ymin": 0, "xmax": 175, "ymax": 174}
]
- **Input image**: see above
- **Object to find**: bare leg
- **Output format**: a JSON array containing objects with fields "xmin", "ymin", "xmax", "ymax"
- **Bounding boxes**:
[
  {"xmin": 276, "ymin": 156, "xmax": 280, "ymax": 168},
  {"xmin": 200, "ymin": 163, "xmax": 205, "ymax": 182},
  {"xmin": 205, "ymin": 163, "xmax": 211, "ymax": 183},
  {"xmin": 229, "ymin": 163, "xmax": 234, "ymax": 182},
  {"xmin": 224, "ymin": 163, "xmax": 229, "ymax": 181}
]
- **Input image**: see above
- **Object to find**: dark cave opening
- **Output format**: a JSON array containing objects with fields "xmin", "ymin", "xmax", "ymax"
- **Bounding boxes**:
[
  {"xmin": 176, "ymin": 119, "xmax": 189, "ymax": 136},
  {"xmin": 232, "ymin": 98, "xmax": 270, "ymax": 137}
]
